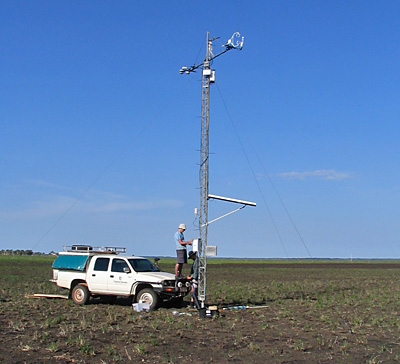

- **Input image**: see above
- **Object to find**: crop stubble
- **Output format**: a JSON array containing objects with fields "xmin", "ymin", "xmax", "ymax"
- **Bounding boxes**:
[{"xmin": 0, "ymin": 257, "xmax": 399, "ymax": 363}]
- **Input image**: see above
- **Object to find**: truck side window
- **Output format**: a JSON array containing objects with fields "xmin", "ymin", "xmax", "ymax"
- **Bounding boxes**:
[
  {"xmin": 111, "ymin": 258, "xmax": 130, "ymax": 273},
  {"xmin": 93, "ymin": 258, "xmax": 110, "ymax": 271}
]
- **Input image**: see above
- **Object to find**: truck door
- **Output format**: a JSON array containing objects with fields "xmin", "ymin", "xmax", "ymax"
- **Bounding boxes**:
[
  {"xmin": 107, "ymin": 258, "xmax": 134, "ymax": 294},
  {"xmin": 88, "ymin": 257, "xmax": 110, "ymax": 292}
]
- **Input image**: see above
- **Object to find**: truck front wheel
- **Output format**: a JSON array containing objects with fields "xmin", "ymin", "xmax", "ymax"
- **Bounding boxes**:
[
  {"xmin": 71, "ymin": 284, "xmax": 90, "ymax": 305},
  {"xmin": 137, "ymin": 288, "xmax": 159, "ymax": 310}
]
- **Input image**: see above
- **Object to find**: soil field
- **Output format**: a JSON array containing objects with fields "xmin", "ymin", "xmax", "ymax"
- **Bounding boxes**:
[{"xmin": 1, "ymin": 256, "xmax": 400, "ymax": 363}]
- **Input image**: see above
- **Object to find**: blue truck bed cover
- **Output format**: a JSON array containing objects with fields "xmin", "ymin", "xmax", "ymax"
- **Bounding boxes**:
[{"xmin": 52, "ymin": 254, "xmax": 91, "ymax": 271}]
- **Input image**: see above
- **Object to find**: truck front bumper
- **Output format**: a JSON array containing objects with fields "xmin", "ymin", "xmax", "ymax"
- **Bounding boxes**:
[{"xmin": 155, "ymin": 278, "xmax": 191, "ymax": 300}]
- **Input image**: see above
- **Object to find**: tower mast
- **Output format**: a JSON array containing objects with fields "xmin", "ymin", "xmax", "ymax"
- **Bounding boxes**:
[
  {"xmin": 198, "ymin": 32, "xmax": 212, "ymax": 307},
  {"xmin": 180, "ymin": 31, "xmax": 244, "ymax": 308}
]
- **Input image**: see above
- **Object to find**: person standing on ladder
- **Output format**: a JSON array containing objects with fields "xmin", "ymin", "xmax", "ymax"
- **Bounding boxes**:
[{"xmin": 174, "ymin": 223, "xmax": 193, "ymax": 278}]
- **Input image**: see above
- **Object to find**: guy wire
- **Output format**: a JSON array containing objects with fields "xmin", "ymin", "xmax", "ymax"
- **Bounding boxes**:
[
  {"xmin": 32, "ymin": 76, "xmax": 196, "ymax": 251},
  {"xmin": 215, "ymin": 84, "xmax": 289, "ymax": 258}
]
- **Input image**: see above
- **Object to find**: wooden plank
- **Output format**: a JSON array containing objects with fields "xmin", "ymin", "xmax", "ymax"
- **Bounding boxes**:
[{"xmin": 27, "ymin": 293, "xmax": 69, "ymax": 299}]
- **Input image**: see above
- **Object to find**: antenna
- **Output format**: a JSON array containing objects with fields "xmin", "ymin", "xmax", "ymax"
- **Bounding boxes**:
[{"xmin": 180, "ymin": 32, "xmax": 244, "ymax": 309}]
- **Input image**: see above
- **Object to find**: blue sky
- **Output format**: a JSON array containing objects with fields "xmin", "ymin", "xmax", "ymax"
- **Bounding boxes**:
[{"xmin": 1, "ymin": 1, "xmax": 399, "ymax": 258}]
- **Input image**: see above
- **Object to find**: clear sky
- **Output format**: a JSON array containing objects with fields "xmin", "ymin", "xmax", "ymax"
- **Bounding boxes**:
[{"xmin": 1, "ymin": 1, "xmax": 399, "ymax": 258}]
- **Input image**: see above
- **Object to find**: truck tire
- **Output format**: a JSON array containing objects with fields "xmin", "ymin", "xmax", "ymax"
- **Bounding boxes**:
[
  {"xmin": 71, "ymin": 284, "xmax": 90, "ymax": 305},
  {"xmin": 137, "ymin": 288, "xmax": 160, "ymax": 310}
]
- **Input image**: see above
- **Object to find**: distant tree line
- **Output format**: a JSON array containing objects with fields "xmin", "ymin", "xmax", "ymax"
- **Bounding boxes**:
[{"xmin": 0, "ymin": 249, "xmax": 47, "ymax": 256}]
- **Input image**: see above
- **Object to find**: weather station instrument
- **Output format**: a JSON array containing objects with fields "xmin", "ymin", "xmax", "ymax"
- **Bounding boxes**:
[{"xmin": 180, "ymin": 32, "xmax": 256, "ymax": 311}]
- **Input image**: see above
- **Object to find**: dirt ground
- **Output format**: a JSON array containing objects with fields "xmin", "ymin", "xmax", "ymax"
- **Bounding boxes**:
[{"xmin": 1, "ymin": 259, "xmax": 400, "ymax": 363}]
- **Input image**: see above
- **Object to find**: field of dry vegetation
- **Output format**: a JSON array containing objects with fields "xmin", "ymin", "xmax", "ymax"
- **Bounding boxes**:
[{"xmin": 1, "ymin": 256, "xmax": 400, "ymax": 363}]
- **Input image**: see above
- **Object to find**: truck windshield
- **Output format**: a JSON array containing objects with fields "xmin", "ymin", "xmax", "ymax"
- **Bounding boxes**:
[{"xmin": 128, "ymin": 259, "xmax": 159, "ymax": 272}]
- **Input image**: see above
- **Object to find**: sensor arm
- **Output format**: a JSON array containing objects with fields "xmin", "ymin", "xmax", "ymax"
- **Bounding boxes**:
[
  {"xmin": 202, "ymin": 205, "xmax": 246, "ymax": 227},
  {"xmin": 208, "ymin": 194, "xmax": 256, "ymax": 207},
  {"xmin": 180, "ymin": 32, "xmax": 244, "ymax": 74}
]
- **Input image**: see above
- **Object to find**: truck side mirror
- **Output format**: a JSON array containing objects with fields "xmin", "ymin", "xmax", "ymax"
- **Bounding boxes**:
[
  {"xmin": 154, "ymin": 258, "xmax": 161, "ymax": 270},
  {"xmin": 123, "ymin": 267, "xmax": 130, "ymax": 273}
]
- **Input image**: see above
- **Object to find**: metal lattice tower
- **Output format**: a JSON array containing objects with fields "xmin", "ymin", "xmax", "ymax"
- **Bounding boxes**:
[
  {"xmin": 198, "ymin": 34, "xmax": 212, "ymax": 306},
  {"xmin": 180, "ymin": 31, "xmax": 244, "ymax": 308}
]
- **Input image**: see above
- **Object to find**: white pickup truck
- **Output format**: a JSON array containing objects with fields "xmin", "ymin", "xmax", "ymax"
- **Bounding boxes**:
[{"xmin": 50, "ymin": 246, "xmax": 191, "ymax": 309}]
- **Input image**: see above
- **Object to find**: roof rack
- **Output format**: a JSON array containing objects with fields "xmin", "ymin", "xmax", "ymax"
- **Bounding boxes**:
[{"xmin": 63, "ymin": 245, "xmax": 126, "ymax": 254}]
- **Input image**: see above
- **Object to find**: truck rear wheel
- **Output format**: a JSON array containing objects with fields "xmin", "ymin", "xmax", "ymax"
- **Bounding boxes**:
[
  {"xmin": 137, "ymin": 288, "xmax": 159, "ymax": 310},
  {"xmin": 71, "ymin": 284, "xmax": 90, "ymax": 305}
]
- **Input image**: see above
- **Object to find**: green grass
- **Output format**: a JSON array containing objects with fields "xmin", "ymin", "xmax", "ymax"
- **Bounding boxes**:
[
  {"xmin": 152, "ymin": 256, "xmax": 400, "ymax": 265},
  {"xmin": 2, "ymin": 254, "xmax": 398, "ymax": 266},
  {"xmin": 0, "ymin": 255, "xmax": 55, "ymax": 263},
  {"xmin": 1, "ymin": 256, "xmax": 400, "ymax": 363}
]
